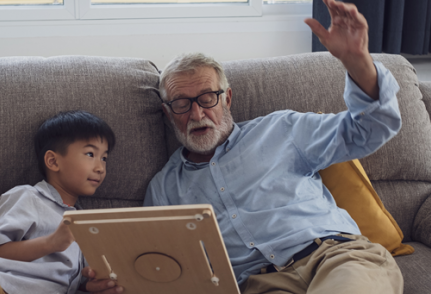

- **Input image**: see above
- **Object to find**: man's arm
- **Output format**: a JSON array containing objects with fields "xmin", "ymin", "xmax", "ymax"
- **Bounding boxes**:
[
  {"xmin": 0, "ymin": 221, "xmax": 74, "ymax": 262},
  {"xmin": 305, "ymin": 0, "xmax": 379, "ymax": 100}
]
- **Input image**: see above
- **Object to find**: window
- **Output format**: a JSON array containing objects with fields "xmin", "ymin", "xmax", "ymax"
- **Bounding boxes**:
[
  {"xmin": 0, "ymin": 0, "xmax": 311, "ymax": 21},
  {"xmin": 264, "ymin": 0, "xmax": 311, "ymax": 3},
  {"xmin": 0, "ymin": 0, "xmax": 262, "ymax": 20},
  {"xmin": 77, "ymin": 0, "xmax": 262, "ymax": 19},
  {"xmin": 0, "ymin": 0, "xmax": 74, "ymax": 20},
  {"xmin": 0, "ymin": 0, "xmax": 63, "ymax": 4}
]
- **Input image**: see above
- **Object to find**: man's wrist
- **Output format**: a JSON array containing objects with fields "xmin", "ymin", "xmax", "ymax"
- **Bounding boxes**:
[{"xmin": 343, "ymin": 55, "xmax": 379, "ymax": 100}]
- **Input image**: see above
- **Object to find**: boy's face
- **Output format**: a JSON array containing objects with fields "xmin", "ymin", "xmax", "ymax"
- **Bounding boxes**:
[{"xmin": 53, "ymin": 137, "xmax": 109, "ymax": 203}]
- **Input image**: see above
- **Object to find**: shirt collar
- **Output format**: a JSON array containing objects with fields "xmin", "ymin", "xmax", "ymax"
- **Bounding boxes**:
[
  {"xmin": 35, "ymin": 180, "xmax": 77, "ymax": 209},
  {"xmin": 224, "ymin": 122, "xmax": 241, "ymax": 153}
]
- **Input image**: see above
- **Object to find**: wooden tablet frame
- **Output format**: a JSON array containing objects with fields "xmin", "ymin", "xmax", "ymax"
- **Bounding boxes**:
[{"xmin": 63, "ymin": 204, "xmax": 240, "ymax": 294}]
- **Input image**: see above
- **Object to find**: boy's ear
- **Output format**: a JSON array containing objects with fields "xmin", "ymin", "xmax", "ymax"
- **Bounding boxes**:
[{"xmin": 44, "ymin": 150, "xmax": 60, "ymax": 173}]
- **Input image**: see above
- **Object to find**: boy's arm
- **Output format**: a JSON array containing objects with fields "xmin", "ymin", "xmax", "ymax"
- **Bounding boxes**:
[{"xmin": 0, "ymin": 221, "xmax": 74, "ymax": 262}]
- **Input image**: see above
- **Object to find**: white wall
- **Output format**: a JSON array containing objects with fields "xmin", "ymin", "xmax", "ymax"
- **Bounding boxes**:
[{"xmin": 0, "ymin": 5, "xmax": 313, "ymax": 69}]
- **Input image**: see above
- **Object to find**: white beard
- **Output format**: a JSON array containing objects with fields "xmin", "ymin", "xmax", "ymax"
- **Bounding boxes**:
[{"xmin": 172, "ymin": 105, "xmax": 234, "ymax": 155}]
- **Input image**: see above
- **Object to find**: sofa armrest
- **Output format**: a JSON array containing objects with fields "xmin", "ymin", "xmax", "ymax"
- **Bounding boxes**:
[
  {"xmin": 420, "ymin": 81, "xmax": 431, "ymax": 115},
  {"xmin": 412, "ymin": 195, "xmax": 431, "ymax": 247},
  {"xmin": 411, "ymin": 82, "xmax": 431, "ymax": 247}
]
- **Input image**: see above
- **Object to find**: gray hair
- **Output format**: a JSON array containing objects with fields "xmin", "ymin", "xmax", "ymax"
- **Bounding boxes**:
[{"xmin": 159, "ymin": 52, "xmax": 230, "ymax": 102}]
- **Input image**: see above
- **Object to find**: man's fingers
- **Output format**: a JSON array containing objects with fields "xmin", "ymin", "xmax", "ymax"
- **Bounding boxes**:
[
  {"xmin": 91, "ymin": 286, "xmax": 124, "ymax": 294},
  {"xmin": 86, "ymin": 279, "xmax": 124, "ymax": 293},
  {"xmin": 304, "ymin": 18, "xmax": 329, "ymax": 41},
  {"xmin": 81, "ymin": 267, "xmax": 96, "ymax": 279},
  {"xmin": 323, "ymin": 0, "xmax": 339, "ymax": 21},
  {"xmin": 81, "ymin": 267, "xmax": 124, "ymax": 293},
  {"xmin": 330, "ymin": 1, "xmax": 366, "ymax": 27},
  {"xmin": 94, "ymin": 286, "xmax": 124, "ymax": 294},
  {"xmin": 350, "ymin": 9, "xmax": 368, "ymax": 28}
]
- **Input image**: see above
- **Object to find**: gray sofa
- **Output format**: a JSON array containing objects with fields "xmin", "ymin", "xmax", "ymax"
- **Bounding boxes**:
[{"xmin": 0, "ymin": 52, "xmax": 430, "ymax": 293}]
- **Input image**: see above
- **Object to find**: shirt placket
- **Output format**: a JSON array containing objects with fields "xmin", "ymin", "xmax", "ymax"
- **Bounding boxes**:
[{"xmin": 208, "ymin": 154, "xmax": 269, "ymax": 258}]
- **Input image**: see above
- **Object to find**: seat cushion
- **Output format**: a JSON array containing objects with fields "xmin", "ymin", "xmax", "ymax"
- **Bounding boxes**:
[{"xmin": 395, "ymin": 242, "xmax": 431, "ymax": 294}]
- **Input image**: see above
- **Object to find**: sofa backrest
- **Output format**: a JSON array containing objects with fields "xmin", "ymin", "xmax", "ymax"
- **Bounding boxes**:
[
  {"xmin": 0, "ymin": 56, "xmax": 166, "ymax": 209},
  {"xmin": 1, "ymin": 53, "xmax": 430, "ymax": 241}
]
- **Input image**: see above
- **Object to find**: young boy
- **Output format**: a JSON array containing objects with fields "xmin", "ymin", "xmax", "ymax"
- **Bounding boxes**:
[{"xmin": 0, "ymin": 110, "xmax": 116, "ymax": 294}]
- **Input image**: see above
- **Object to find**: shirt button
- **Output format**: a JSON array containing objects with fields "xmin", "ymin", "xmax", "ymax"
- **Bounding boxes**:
[
  {"xmin": 232, "ymin": 214, "xmax": 237, "ymax": 219},
  {"xmin": 360, "ymin": 112, "xmax": 365, "ymax": 116},
  {"xmin": 226, "ymin": 148, "xmax": 230, "ymax": 152},
  {"xmin": 250, "ymin": 242, "xmax": 255, "ymax": 247},
  {"xmin": 220, "ymin": 187, "xmax": 225, "ymax": 192},
  {"xmin": 270, "ymin": 254, "xmax": 275, "ymax": 259},
  {"xmin": 211, "ymin": 162, "xmax": 216, "ymax": 166}
]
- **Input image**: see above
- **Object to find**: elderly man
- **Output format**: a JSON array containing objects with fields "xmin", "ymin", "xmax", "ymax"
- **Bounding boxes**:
[
  {"xmin": 145, "ymin": 0, "xmax": 403, "ymax": 293},
  {"xmin": 83, "ymin": 0, "xmax": 403, "ymax": 293}
]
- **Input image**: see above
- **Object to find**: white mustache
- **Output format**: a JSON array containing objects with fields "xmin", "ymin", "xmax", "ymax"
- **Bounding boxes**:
[{"xmin": 187, "ymin": 118, "xmax": 215, "ymax": 134}]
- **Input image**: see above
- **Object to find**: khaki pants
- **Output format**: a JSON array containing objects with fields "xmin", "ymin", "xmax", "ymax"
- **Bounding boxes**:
[
  {"xmin": 0, "ymin": 285, "xmax": 6, "ymax": 294},
  {"xmin": 241, "ymin": 235, "xmax": 403, "ymax": 294}
]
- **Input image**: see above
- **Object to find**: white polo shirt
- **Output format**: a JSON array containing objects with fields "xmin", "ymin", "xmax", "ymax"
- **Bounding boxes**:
[{"xmin": 0, "ymin": 180, "xmax": 83, "ymax": 294}]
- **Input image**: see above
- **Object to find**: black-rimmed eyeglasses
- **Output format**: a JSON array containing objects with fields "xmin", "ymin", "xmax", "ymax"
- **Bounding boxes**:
[{"xmin": 164, "ymin": 90, "xmax": 225, "ymax": 114}]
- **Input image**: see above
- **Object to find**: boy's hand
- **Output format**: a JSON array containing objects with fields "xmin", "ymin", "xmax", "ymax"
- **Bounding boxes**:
[
  {"xmin": 47, "ymin": 221, "xmax": 75, "ymax": 252},
  {"xmin": 81, "ymin": 267, "xmax": 124, "ymax": 294}
]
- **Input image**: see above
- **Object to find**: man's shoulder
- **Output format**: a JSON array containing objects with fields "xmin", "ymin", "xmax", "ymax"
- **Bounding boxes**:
[{"xmin": 236, "ymin": 109, "xmax": 296, "ymax": 132}]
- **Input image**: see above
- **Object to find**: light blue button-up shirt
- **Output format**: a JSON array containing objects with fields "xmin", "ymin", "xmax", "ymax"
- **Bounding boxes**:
[{"xmin": 144, "ymin": 62, "xmax": 402, "ymax": 285}]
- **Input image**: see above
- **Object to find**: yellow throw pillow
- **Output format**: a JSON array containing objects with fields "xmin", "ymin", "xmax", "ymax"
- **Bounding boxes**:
[{"xmin": 319, "ymin": 159, "xmax": 414, "ymax": 256}]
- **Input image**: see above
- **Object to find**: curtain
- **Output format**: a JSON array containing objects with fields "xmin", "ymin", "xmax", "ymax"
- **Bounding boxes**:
[{"xmin": 312, "ymin": 0, "xmax": 431, "ymax": 55}]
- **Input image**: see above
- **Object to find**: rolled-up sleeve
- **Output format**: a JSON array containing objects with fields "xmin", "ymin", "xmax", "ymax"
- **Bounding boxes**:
[{"xmin": 344, "ymin": 61, "xmax": 401, "ymax": 121}]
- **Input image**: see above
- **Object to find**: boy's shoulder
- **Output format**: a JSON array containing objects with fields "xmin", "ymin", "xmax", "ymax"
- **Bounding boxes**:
[
  {"xmin": 1, "ymin": 181, "xmax": 48, "ymax": 204},
  {"xmin": 2, "ymin": 181, "xmax": 43, "ymax": 195},
  {"xmin": 1, "ymin": 181, "xmax": 66, "ymax": 210},
  {"xmin": 3, "ymin": 184, "xmax": 37, "ymax": 195}
]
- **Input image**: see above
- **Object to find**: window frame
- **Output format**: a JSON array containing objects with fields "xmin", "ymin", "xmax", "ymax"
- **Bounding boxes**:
[
  {"xmin": 0, "ymin": 0, "xmax": 75, "ymax": 21},
  {"xmin": 0, "ymin": 0, "xmax": 265, "ymax": 21},
  {"xmin": 76, "ymin": 0, "xmax": 262, "ymax": 19}
]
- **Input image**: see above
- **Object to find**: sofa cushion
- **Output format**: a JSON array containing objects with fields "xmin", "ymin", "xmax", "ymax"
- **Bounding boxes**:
[
  {"xmin": 419, "ymin": 82, "xmax": 431, "ymax": 116},
  {"xmin": 412, "ymin": 195, "xmax": 431, "ymax": 248},
  {"xmin": 319, "ymin": 160, "xmax": 414, "ymax": 256},
  {"xmin": 395, "ymin": 242, "xmax": 431, "ymax": 294},
  {"xmin": 0, "ymin": 56, "xmax": 166, "ymax": 209},
  {"xmin": 372, "ymin": 180, "xmax": 431, "ymax": 242}
]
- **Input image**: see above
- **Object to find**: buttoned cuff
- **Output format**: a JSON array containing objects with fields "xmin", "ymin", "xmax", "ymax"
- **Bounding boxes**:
[{"xmin": 343, "ymin": 61, "xmax": 400, "ymax": 120}]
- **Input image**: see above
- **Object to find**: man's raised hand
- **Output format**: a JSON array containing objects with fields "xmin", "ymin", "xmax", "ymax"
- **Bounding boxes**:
[
  {"xmin": 304, "ymin": 0, "xmax": 379, "ymax": 100},
  {"xmin": 304, "ymin": 0, "xmax": 369, "ymax": 63}
]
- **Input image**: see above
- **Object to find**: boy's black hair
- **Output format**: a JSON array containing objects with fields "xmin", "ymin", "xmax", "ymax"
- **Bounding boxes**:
[{"xmin": 34, "ymin": 110, "xmax": 116, "ymax": 178}]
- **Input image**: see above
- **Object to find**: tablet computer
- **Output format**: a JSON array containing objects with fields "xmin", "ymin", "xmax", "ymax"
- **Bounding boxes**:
[{"xmin": 63, "ymin": 204, "xmax": 240, "ymax": 294}]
